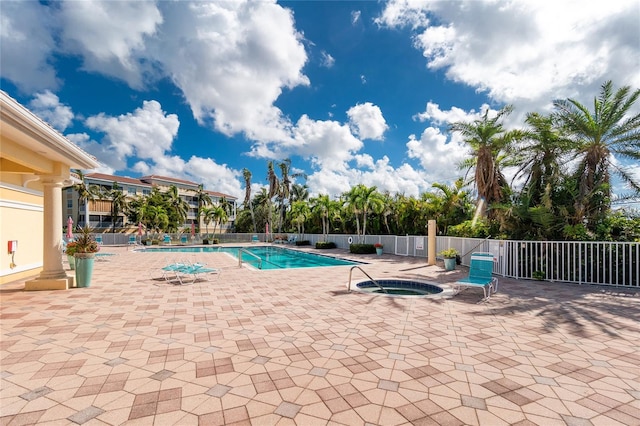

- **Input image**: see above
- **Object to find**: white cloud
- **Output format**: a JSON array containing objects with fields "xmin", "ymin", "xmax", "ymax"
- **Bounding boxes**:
[
  {"xmin": 347, "ymin": 102, "xmax": 389, "ymax": 140},
  {"xmin": 292, "ymin": 115, "xmax": 363, "ymax": 171},
  {"xmin": 406, "ymin": 127, "xmax": 467, "ymax": 183},
  {"xmin": 84, "ymin": 100, "xmax": 179, "ymax": 170},
  {"xmin": 377, "ymin": 0, "xmax": 640, "ymax": 108},
  {"xmin": 2, "ymin": 0, "xmax": 309, "ymax": 147},
  {"xmin": 306, "ymin": 156, "xmax": 430, "ymax": 198},
  {"xmin": 0, "ymin": 2, "xmax": 58, "ymax": 91},
  {"xmin": 58, "ymin": 1, "xmax": 163, "ymax": 89},
  {"xmin": 320, "ymin": 51, "xmax": 335, "ymax": 68},
  {"xmin": 28, "ymin": 91, "xmax": 74, "ymax": 131},
  {"xmin": 153, "ymin": 1, "xmax": 309, "ymax": 143},
  {"xmin": 351, "ymin": 10, "xmax": 361, "ymax": 25}
]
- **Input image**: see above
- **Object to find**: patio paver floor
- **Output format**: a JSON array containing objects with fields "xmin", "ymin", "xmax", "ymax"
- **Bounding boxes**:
[{"xmin": 1, "ymin": 245, "xmax": 638, "ymax": 425}]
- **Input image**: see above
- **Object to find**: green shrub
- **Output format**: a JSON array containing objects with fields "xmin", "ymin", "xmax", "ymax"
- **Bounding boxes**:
[
  {"xmin": 316, "ymin": 241, "xmax": 336, "ymax": 249},
  {"xmin": 349, "ymin": 244, "xmax": 376, "ymax": 254},
  {"xmin": 295, "ymin": 240, "xmax": 311, "ymax": 246}
]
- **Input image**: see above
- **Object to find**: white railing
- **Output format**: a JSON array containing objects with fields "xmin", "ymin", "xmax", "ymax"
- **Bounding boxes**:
[{"xmin": 83, "ymin": 231, "xmax": 638, "ymax": 287}]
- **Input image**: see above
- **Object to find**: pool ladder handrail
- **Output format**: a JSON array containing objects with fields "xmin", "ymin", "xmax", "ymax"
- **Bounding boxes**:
[
  {"xmin": 347, "ymin": 265, "xmax": 387, "ymax": 293},
  {"xmin": 238, "ymin": 248, "xmax": 263, "ymax": 269}
]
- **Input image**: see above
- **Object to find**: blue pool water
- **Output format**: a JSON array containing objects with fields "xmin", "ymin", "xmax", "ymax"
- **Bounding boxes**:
[{"xmin": 139, "ymin": 245, "xmax": 361, "ymax": 270}]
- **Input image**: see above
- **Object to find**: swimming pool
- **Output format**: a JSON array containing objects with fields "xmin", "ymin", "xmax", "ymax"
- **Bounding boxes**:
[{"xmin": 139, "ymin": 245, "xmax": 362, "ymax": 270}]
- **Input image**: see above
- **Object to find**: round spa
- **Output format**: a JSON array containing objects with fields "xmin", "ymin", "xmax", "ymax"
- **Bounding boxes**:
[{"xmin": 354, "ymin": 279, "xmax": 445, "ymax": 297}]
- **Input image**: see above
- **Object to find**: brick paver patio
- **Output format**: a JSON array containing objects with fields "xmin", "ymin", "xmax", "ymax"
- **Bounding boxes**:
[{"xmin": 1, "ymin": 245, "xmax": 638, "ymax": 425}]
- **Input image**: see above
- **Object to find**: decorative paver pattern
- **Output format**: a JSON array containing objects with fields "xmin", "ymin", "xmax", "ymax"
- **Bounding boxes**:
[{"xmin": 0, "ymin": 246, "xmax": 638, "ymax": 425}]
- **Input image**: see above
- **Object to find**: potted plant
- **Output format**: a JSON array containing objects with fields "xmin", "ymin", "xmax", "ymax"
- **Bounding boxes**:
[
  {"xmin": 374, "ymin": 243, "xmax": 384, "ymax": 255},
  {"xmin": 73, "ymin": 226, "xmax": 100, "ymax": 288},
  {"xmin": 65, "ymin": 241, "xmax": 77, "ymax": 270},
  {"xmin": 439, "ymin": 248, "xmax": 458, "ymax": 271}
]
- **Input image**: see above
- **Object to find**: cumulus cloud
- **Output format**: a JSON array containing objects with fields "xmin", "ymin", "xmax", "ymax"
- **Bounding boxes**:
[
  {"xmin": 2, "ymin": 0, "xmax": 309, "ymax": 147},
  {"xmin": 153, "ymin": 1, "xmax": 309, "ymax": 143},
  {"xmin": 347, "ymin": 102, "xmax": 389, "ymax": 140},
  {"xmin": 28, "ymin": 91, "xmax": 74, "ymax": 131},
  {"xmin": 83, "ymin": 100, "xmax": 179, "ymax": 170},
  {"xmin": 293, "ymin": 115, "xmax": 363, "ymax": 171},
  {"xmin": 377, "ymin": 0, "xmax": 640, "ymax": 107},
  {"xmin": 58, "ymin": 1, "xmax": 163, "ymax": 89},
  {"xmin": 306, "ymin": 156, "xmax": 430, "ymax": 198},
  {"xmin": 0, "ymin": 2, "xmax": 58, "ymax": 92}
]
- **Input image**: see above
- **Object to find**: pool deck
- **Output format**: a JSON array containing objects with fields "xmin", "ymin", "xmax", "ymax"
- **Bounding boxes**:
[{"xmin": 1, "ymin": 245, "xmax": 639, "ymax": 425}]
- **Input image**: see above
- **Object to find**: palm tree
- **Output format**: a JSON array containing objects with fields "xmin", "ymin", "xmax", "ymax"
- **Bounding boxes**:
[
  {"xmin": 242, "ymin": 168, "xmax": 257, "ymax": 233},
  {"xmin": 343, "ymin": 184, "xmax": 384, "ymax": 243},
  {"xmin": 210, "ymin": 205, "xmax": 228, "ymax": 239},
  {"xmin": 311, "ymin": 194, "xmax": 333, "ymax": 241},
  {"xmin": 266, "ymin": 161, "xmax": 279, "ymax": 234},
  {"xmin": 514, "ymin": 113, "xmax": 572, "ymax": 206},
  {"xmin": 69, "ymin": 169, "xmax": 100, "ymax": 227},
  {"xmin": 100, "ymin": 182, "xmax": 127, "ymax": 233},
  {"xmin": 164, "ymin": 185, "xmax": 189, "ymax": 230},
  {"xmin": 201, "ymin": 206, "xmax": 216, "ymax": 235},
  {"xmin": 145, "ymin": 205, "xmax": 169, "ymax": 233},
  {"xmin": 290, "ymin": 200, "xmax": 310, "ymax": 238},
  {"xmin": 553, "ymin": 80, "xmax": 640, "ymax": 230},
  {"xmin": 426, "ymin": 179, "xmax": 473, "ymax": 234},
  {"xmin": 194, "ymin": 184, "xmax": 212, "ymax": 233},
  {"xmin": 450, "ymin": 105, "xmax": 521, "ymax": 220},
  {"xmin": 290, "ymin": 183, "xmax": 309, "ymax": 203}
]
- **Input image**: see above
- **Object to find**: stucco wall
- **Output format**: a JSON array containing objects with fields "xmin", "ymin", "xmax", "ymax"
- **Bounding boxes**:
[{"xmin": 0, "ymin": 184, "xmax": 44, "ymax": 284}]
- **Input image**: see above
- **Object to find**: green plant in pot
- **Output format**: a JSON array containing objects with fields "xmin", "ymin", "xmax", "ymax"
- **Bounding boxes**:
[
  {"xmin": 73, "ymin": 226, "xmax": 100, "ymax": 288},
  {"xmin": 65, "ymin": 241, "xmax": 78, "ymax": 270},
  {"xmin": 439, "ymin": 248, "xmax": 458, "ymax": 271}
]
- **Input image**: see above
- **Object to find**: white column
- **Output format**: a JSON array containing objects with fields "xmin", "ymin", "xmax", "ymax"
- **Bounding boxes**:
[{"xmin": 25, "ymin": 175, "xmax": 72, "ymax": 290}]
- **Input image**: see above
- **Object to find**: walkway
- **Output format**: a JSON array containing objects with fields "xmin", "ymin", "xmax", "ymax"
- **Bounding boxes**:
[{"xmin": 1, "ymin": 246, "xmax": 639, "ymax": 425}]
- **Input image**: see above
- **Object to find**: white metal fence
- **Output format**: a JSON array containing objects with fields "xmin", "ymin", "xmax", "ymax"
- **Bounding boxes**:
[{"xmin": 85, "ymin": 231, "xmax": 639, "ymax": 287}]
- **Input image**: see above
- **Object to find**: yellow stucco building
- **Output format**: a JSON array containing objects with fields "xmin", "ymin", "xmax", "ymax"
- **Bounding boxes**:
[{"xmin": 0, "ymin": 91, "xmax": 99, "ymax": 289}]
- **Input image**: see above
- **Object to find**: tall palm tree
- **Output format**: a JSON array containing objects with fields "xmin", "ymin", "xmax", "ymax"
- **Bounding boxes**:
[
  {"xmin": 514, "ymin": 113, "xmax": 572, "ymax": 206},
  {"xmin": 194, "ymin": 184, "xmax": 212, "ymax": 233},
  {"xmin": 290, "ymin": 183, "xmax": 309, "ymax": 203},
  {"xmin": 343, "ymin": 184, "xmax": 384, "ymax": 243},
  {"xmin": 165, "ymin": 185, "xmax": 189, "ymax": 230},
  {"xmin": 100, "ymin": 182, "xmax": 127, "ymax": 233},
  {"xmin": 145, "ymin": 205, "xmax": 169, "ymax": 233},
  {"xmin": 266, "ymin": 161, "xmax": 279, "ymax": 234},
  {"xmin": 450, "ymin": 105, "xmax": 521, "ymax": 220},
  {"xmin": 311, "ymin": 194, "xmax": 333, "ymax": 241},
  {"xmin": 70, "ymin": 169, "xmax": 100, "ymax": 226},
  {"xmin": 553, "ymin": 80, "xmax": 640, "ymax": 229},
  {"xmin": 242, "ymin": 168, "xmax": 257, "ymax": 233},
  {"xmin": 210, "ymin": 205, "xmax": 228, "ymax": 239},
  {"xmin": 290, "ymin": 200, "xmax": 310, "ymax": 238}
]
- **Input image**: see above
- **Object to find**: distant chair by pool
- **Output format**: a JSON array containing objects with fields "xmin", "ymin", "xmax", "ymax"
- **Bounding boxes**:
[
  {"xmin": 95, "ymin": 235, "xmax": 103, "ymax": 245},
  {"xmin": 163, "ymin": 235, "xmax": 171, "ymax": 245},
  {"xmin": 180, "ymin": 235, "xmax": 188, "ymax": 245},
  {"xmin": 251, "ymin": 235, "xmax": 259, "ymax": 243}
]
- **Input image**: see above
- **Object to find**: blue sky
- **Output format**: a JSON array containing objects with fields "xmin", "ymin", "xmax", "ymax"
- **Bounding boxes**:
[{"xmin": 2, "ymin": 0, "xmax": 639, "ymax": 203}]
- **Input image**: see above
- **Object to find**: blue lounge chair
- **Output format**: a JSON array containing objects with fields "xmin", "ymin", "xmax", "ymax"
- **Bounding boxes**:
[
  {"xmin": 180, "ymin": 235, "xmax": 188, "ymax": 245},
  {"xmin": 251, "ymin": 234, "xmax": 259, "ymax": 243},
  {"xmin": 453, "ymin": 252, "xmax": 498, "ymax": 300},
  {"xmin": 128, "ymin": 235, "xmax": 138, "ymax": 246},
  {"xmin": 163, "ymin": 234, "xmax": 171, "ymax": 245},
  {"xmin": 174, "ymin": 263, "xmax": 218, "ymax": 284},
  {"xmin": 95, "ymin": 235, "xmax": 103, "ymax": 245}
]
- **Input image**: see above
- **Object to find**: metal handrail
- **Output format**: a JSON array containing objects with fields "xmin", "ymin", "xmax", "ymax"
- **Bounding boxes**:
[
  {"xmin": 238, "ymin": 248, "xmax": 263, "ymax": 269},
  {"xmin": 347, "ymin": 265, "xmax": 387, "ymax": 293}
]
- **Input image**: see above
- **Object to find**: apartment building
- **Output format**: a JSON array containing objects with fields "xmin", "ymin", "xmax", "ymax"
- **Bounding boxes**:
[{"xmin": 63, "ymin": 173, "xmax": 237, "ymax": 233}]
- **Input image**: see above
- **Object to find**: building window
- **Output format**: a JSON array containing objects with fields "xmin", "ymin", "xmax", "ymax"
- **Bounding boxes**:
[
  {"xmin": 128, "ymin": 187, "xmax": 136, "ymax": 195},
  {"xmin": 67, "ymin": 199, "xmax": 73, "ymax": 209},
  {"xmin": 142, "ymin": 189, "xmax": 151, "ymax": 195}
]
